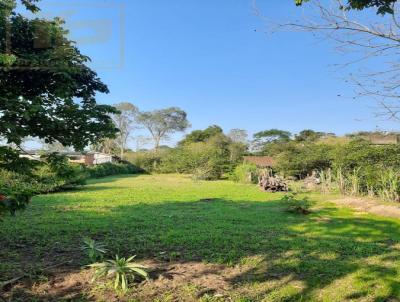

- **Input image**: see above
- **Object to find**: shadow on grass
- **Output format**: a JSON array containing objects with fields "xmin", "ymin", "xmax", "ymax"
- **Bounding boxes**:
[{"xmin": 2, "ymin": 197, "xmax": 400, "ymax": 301}]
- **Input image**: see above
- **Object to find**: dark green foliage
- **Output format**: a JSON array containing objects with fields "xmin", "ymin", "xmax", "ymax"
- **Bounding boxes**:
[
  {"xmin": 0, "ymin": 154, "xmax": 87, "ymax": 215},
  {"xmin": 178, "ymin": 125, "xmax": 223, "ymax": 145},
  {"xmin": 295, "ymin": 129, "xmax": 327, "ymax": 142},
  {"xmin": 333, "ymin": 140, "xmax": 400, "ymax": 172},
  {"xmin": 160, "ymin": 134, "xmax": 236, "ymax": 180},
  {"xmin": 126, "ymin": 151, "xmax": 166, "ymax": 173},
  {"xmin": 0, "ymin": 1, "xmax": 118, "ymax": 214},
  {"xmin": 331, "ymin": 140, "xmax": 400, "ymax": 198},
  {"xmin": 295, "ymin": 0, "xmax": 397, "ymax": 14},
  {"xmin": 34, "ymin": 154, "xmax": 87, "ymax": 193},
  {"xmin": 276, "ymin": 143, "xmax": 334, "ymax": 178},
  {"xmin": 0, "ymin": 14, "xmax": 118, "ymax": 150},
  {"xmin": 129, "ymin": 131, "xmax": 246, "ymax": 180},
  {"xmin": 85, "ymin": 162, "xmax": 143, "ymax": 179},
  {"xmin": 0, "ymin": 170, "xmax": 35, "ymax": 215},
  {"xmin": 0, "ymin": 146, "xmax": 38, "ymax": 175},
  {"xmin": 0, "ymin": 155, "xmax": 141, "ymax": 216}
]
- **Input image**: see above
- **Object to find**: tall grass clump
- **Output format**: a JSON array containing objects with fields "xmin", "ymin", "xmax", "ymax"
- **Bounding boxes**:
[
  {"xmin": 377, "ymin": 169, "xmax": 400, "ymax": 202},
  {"xmin": 319, "ymin": 168, "xmax": 333, "ymax": 194}
]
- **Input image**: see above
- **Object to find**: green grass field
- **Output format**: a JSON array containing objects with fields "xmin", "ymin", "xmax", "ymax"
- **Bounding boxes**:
[{"xmin": 1, "ymin": 174, "xmax": 400, "ymax": 301}]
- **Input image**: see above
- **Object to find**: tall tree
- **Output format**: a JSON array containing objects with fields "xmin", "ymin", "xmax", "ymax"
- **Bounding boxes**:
[
  {"xmin": 179, "ymin": 125, "xmax": 223, "ymax": 145},
  {"xmin": 111, "ymin": 102, "xmax": 138, "ymax": 159},
  {"xmin": 0, "ymin": 0, "xmax": 118, "ymax": 160},
  {"xmin": 252, "ymin": 129, "xmax": 291, "ymax": 152},
  {"xmin": 295, "ymin": 130, "xmax": 326, "ymax": 142},
  {"xmin": 137, "ymin": 107, "xmax": 190, "ymax": 150}
]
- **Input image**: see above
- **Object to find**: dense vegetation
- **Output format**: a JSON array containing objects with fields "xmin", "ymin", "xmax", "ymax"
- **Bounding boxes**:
[
  {"xmin": 125, "ymin": 128, "xmax": 400, "ymax": 202},
  {"xmin": 127, "ymin": 126, "xmax": 247, "ymax": 180},
  {"xmin": 0, "ymin": 155, "xmax": 140, "ymax": 215}
]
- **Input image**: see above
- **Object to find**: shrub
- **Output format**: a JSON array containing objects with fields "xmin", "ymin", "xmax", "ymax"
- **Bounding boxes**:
[
  {"xmin": 126, "ymin": 151, "xmax": 166, "ymax": 173},
  {"xmin": 159, "ymin": 135, "xmax": 233, "ymax": 180},
  {"xmin": 230, "ymin": 162, "xmax": 259, "ymax": 184},
  {"xmin": 0, "ymin": 170, "xmax": 36, "ymax": 215},
  {"xmin": 29, "ymin": 154, "xmax": 87, "ymax": 193},
  {"xmin": 85, "ymin": 162, "xmax": 142, "ymax": 178},
  {"xmin": 276, "ymin": 142, "xmax": 334, "ymax": 178}
]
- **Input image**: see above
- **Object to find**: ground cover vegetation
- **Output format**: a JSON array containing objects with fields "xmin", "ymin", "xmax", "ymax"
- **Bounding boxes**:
[{"xmin": 1, "ymin": 174, "xmax": 400, "ymax": 301}]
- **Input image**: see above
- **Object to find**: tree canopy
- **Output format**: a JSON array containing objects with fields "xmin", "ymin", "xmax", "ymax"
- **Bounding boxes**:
[
  {"xmin": 137, "ymin": 107, "xmax": 190, "ymax": 150},
  {"xmin": 0, "ymin": 1, "xmax": 118, "ymax": 155},
  {"xmin": 178, "ymin": 125, "xmax": 223, "ymax": 145},
  {"xmin": 295, "ymin": 0, "xmax": 398, "ymax": 14},
  {"xmin": 295, "ymin": 130, "xmax": 326, "ymax": 142}
]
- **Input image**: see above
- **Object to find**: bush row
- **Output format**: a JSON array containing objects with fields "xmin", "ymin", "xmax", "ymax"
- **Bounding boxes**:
[
  {"xmin": 85, "ymin": 162, "xmax": 143, "ymax": 178},
  {"xmin": 267, "ymin": 139, "xmax": 400, "ymax": 201},
  {"xmin": 0, "ymin": 155, "xmax": 142, "ymax": 216}
]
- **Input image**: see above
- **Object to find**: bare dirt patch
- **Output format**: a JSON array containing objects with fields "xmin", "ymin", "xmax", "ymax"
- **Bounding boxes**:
[
  {"xmin": 333, "ymin": 197, "xmax": 400, "ymax": 219},
  {"xmin": 1, "ymin": 260, "xmax": 249, "ymax": 302}
]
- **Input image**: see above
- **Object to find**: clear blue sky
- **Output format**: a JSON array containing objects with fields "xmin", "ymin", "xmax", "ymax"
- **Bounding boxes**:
[{"xmin": 34, "ymin": 0, "xmax": 398, "ymax": 146}]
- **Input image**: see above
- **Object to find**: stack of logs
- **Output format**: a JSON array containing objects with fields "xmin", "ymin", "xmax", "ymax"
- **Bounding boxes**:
[{"xmin": 258, "ymin": 170, "xmax": 288, "ymax": 192}]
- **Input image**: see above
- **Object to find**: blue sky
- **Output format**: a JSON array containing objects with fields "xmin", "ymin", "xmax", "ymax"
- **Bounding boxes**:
[{"xmin": 34, "ymin": 0, "xmax": 398, "ymax": 147}]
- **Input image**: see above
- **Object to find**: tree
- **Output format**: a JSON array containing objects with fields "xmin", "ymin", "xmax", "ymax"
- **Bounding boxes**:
[
  {"xmin": 227, "ymin": 129, "xmax": 248, "ymax": 144},
  {"xmin": 252, "ymin": 129, "xmax": 291, "ymax": 152},
  {"xmin": 295, "ymin": 130, "xmax": 326, "ymax": 142},
  {"xmin": 111, "ymin": 102, "xmax": 138, "ymax": 159},
  {"xmin": 137, "ymin": 107, "xmax": 190, "ymax": 150},
  {"xmin": 179, "ymin": 125, "xmax": 223, "ymax": 145},
  {"xmin": 264, "ymin": 0, "xmax": 400, "ymax": 120},
  {"xmin": 0, "ymin": 1, "xmax": 118, "ymax": 159},
  {"xmin": 295, "ymin": 0, "xmax": 398, "ymax": 14},
  {"xmin": 0, "ymin": 0, "xmax": 117, "ymax": 214}
]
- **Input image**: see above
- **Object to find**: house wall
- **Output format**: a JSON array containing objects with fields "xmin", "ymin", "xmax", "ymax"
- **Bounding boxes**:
[{"xmin": 93, "ymin": 153, "xmax": 113, "ymax": 165}]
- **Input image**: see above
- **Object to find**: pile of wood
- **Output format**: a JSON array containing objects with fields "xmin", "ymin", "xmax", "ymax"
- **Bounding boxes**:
[{"xmin": 258, "ymin": 170, "xmax": 288, "ymax": 192}]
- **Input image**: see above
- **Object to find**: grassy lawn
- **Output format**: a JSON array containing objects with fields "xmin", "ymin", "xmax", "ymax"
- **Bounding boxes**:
[{"xmin": 1, "ymin": 174, "xmax": 400, "ymax": 301}]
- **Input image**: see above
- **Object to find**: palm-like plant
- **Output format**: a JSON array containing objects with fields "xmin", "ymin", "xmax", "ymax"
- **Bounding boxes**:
[
  {"xmin": 81, "ymin": 237, "xmax": 108, "ymax": 262},
  {"xmin": 89, "ymin": 255, "xmax": 148, "ymax": 292}
]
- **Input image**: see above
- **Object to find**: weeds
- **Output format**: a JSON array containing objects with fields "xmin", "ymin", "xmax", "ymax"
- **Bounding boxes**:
[
  {"xmin": 281, "ymin": 193, "xmax": 313, "ymax": 215},
  {"xmin": 81, "ymin": 237, "xmax": 108, "ymax": 263}
]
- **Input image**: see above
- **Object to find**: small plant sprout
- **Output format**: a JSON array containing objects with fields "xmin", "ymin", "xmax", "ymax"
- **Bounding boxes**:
[
  {"xmin": 88, "ymin": 255, "xmax": 149, "ymax": 293},
  {"xmin": 81, "ymin": 237, "xmax": 108, "ymax": 262},
  {"xmin": 281, "ymin": 193, "xmax": 313, "ymax": 215}
]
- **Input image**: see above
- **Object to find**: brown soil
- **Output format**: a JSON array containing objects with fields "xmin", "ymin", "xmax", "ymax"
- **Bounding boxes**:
[
  {"xmin": 333, "ymin": 197, "xmax": 400, "ymax": 219},
  {"xmin": 1, "ymin": 260, "xmax": 247, "ymax": 302}
]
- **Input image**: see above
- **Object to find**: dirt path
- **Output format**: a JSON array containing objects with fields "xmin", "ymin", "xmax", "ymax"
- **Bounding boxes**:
[{"xmin": 333, "ymin": 197, "xmax": 400, "ymax": 219}]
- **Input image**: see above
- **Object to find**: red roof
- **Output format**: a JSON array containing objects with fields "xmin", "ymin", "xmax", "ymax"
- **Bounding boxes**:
[{"xmin": 243, "ymin": 156, "xmax": 275, "ymax": 167}]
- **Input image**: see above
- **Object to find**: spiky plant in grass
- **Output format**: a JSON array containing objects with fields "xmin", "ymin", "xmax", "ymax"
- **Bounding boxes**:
[
  {"xmin": 89, "ymin": 255, "xmax": 149, "ymax": 293},
  {"xmin": 81, "ymin": 237, "xmax": 108, "ymax": 262},
  {"xmin": 281, "ymin": 193, "xmax": 313, "ymax": 215}
]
